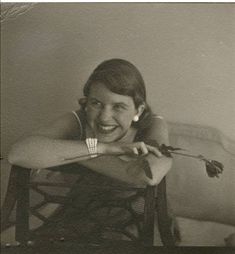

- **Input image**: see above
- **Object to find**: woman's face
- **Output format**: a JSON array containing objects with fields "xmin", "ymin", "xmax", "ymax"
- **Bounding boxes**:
[{"xmin": 86, "ymin": 83, "xmax": 142, "ymax": 143}]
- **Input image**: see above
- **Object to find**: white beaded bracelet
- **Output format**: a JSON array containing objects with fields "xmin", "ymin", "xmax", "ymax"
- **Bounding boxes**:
[{"xmin": 85, "ymin": 138, "xmax": 98, "ymax": 158}]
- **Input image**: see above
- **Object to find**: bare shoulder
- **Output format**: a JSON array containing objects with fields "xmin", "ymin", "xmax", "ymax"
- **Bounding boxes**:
[
  {"xmin": 31, "ymin": 111, "xmax": 82, "ymax": 140},
  {"xmin": 147, "ymin": 115, "xmax": 170, "ymax": 145}
]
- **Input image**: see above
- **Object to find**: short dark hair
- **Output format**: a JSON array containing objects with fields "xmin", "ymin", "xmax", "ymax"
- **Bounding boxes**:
[{"xmin": 82, "ymin": 59, "xmax": 153, "ymax": 130}]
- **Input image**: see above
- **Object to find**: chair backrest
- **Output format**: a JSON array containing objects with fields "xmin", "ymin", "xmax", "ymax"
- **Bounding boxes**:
[{"xmin": 1, "ymin": 164, "xmax": 175, "ymax": 246}]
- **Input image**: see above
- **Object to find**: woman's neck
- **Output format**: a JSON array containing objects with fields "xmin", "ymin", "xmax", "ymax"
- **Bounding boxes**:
[{"xmin": 117, "ymin": 127, "xmax": 137, "ymax": 143}]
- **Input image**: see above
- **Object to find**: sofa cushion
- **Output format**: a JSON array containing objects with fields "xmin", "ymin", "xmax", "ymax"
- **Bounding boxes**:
[{"xmin": 167, "ymin": 122, "xmax": 235, "ymax": 226}]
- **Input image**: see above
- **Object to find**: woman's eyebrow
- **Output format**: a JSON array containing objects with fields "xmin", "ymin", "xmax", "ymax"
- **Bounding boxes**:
[
  {"xmin": 113, "ymin": 102, "xmax": 129, "ymax": 108},
  {"xmin": 90, "ymin": 97, "xmax": 100, "ymax": 102}
]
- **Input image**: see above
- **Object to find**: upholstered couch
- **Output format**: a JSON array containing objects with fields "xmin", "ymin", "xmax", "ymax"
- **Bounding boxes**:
[{"xmin": 167, "ymin": 122, "xmax": 235, "ymax": 246}]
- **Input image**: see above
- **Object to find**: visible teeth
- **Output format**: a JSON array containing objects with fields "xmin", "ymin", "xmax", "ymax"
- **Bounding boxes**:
[{"xmin": 99, "ymin": 125, "xmax": 116, "ymax": 131}]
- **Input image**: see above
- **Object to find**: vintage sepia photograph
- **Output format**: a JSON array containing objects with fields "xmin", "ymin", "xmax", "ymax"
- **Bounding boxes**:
[{"xmin": 1, "ymin": 1, "xmax": 235, "ymax": 253}]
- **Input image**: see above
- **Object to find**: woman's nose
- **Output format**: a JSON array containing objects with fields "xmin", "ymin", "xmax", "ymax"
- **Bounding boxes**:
[{"xmin": 99, "ymin": 107, "xmax": 113, "ymax": 122}]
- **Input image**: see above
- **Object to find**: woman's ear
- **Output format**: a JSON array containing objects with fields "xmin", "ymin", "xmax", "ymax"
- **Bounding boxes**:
[
  {"xmin": 133, "ymin": 104, "xmax": 145, "ymax": 122},
  {"xmin": 137, "ymin": 103, "xmax": 145, "ymax": 118}
]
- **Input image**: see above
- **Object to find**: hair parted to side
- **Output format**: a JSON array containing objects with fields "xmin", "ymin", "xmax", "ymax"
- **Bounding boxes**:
[{"xmin": 81, "ymin": 58, "xmax": 153, "ymax": 130}]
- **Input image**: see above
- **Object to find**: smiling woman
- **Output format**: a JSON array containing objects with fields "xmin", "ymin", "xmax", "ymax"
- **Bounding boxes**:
[
  {"xmin": 8, "ymin": 59, "xmax": 169, "ymax": 184},
  {"xmin": 85, "ymin": 84, "xmax": 139, "ymax": 143},
  {"xmin": 7, "ymin": 58, "xmax": 173, "ymax": 244}
]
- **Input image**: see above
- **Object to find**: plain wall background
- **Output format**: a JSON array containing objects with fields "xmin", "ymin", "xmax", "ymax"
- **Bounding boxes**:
[{"xmin": 1, "ymin": 3, "xmax": 235, "ymax": 158}]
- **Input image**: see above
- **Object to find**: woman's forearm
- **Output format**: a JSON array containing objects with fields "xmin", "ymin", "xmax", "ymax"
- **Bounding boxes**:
[
  {"xmin": 8, "ymin": 136, "xmax": 98, "ymax": 169},
  {"xmin": 8, "ymin": 135, "xmax": 171, "ymax": 187},
  {"xmin": 144, "ymin": 154, "xmax": 172, "ymax": 186},
  {"xmin": 78, "ymin": 153, "xmax": 172, "ymax": 187},
  {"xmin": 77, "ymin": 155, "xmax": 149, "ymax": 187},
  {"xmin": 8, "ymin": 135, "xmax": 147, "ymax": 185}
]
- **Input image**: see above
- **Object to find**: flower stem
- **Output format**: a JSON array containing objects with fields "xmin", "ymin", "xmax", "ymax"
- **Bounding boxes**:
[
  {"xmin": 170, "ymin": 151, "xmax": 204, "ymax": 160},
  {"xmin": 63, "ymin": 153, "xmax": 103, "ymax": 161}
]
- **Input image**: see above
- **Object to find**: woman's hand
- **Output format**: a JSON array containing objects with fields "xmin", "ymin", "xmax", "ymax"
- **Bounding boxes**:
[{"xmin": 100, "ymin": 142, "xmax": 163, "ymax": 158}]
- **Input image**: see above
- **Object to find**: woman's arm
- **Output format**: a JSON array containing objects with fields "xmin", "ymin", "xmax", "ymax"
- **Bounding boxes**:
[
  {"xmin": 8, "ymin": 113, "xmax": 94, "ymax": 169},
  {"xmin": 77, "ymin": 155, "xmax": 150, "ymax": 186},
  {"xmin": 8, "ymin": 112, "xmax": 170, "ymax": 186},
  {"xmin": 7, "ymin": 113, "xmax": 158, "ymax": 186},
  {"xmin": 78, "ymin": 116, "xmax": 172, "ymax": 186},
  {"xmin": 142, "ymin": 116, "xmax": 173, "ymax": 185}
]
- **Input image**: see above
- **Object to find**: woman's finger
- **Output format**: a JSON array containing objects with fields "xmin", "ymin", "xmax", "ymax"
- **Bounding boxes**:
[
  {"xmin": 132, "ymin": 147, "xmax": 139, "ymax": 155},
  {"xmin": 146, "ymin": 145, "xmax": 162, "ymax": 157},
  {"xmin": 139, "ymin": 142, "xmax": 148, "ymax": 155}
]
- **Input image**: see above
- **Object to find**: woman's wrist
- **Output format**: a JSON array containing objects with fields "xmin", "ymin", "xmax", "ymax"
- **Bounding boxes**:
[
  {"xmin": 97, "ymin": 142, "xmax": 121, "ymax": 155},
  {"xmin": 97, "ymin": 142, "xmax": 108, "ymax": 155}
]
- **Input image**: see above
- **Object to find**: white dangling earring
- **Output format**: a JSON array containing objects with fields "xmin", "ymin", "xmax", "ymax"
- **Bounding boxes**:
[{"xmin": 133, "ymin": 115, "xmax": 139, "ymax": 122}]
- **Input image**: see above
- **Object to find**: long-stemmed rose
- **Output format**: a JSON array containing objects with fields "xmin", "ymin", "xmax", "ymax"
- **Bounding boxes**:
[{"xmin": 158, "ymin": 144, "xmax": 224, "ymax": 178}]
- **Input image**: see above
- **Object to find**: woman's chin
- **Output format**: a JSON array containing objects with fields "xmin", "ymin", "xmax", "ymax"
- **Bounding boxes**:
[
  {"xmin": 96, "ymin": 131, "xmax": 124, "ymax": 143},
  {"xmin": 96, "ymin": 134, "xmax": 118, "ymax": 143},
  {"xmin": 96, "ymin": 128, "xmax": 135, "ymax": 143}
]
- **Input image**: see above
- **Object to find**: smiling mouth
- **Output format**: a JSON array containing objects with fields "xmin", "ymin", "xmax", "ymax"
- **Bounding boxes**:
[{"xmin": 97, "ymin": 124, "xmax": 118, "ymax": 134}]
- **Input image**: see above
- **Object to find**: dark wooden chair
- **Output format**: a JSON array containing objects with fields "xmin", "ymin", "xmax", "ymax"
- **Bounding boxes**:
[{"xmin": 1, "ymin": 163, "xmax": 175, "ymax": 247}]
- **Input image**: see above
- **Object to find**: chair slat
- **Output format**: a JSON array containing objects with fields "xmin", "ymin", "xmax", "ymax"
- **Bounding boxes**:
[{"xmin": 15, "ymin": 167, "xmax": 31, "ymax": 243}]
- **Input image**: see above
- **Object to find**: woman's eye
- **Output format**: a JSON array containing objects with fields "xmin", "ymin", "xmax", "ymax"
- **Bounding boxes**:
[
  {"xmin": 90, "ymin": 101, "xmax": 102, "ymax": 108},
  {"xmin": 113, "ymin": 105, "xmax": 125, "ymax": 111}
]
